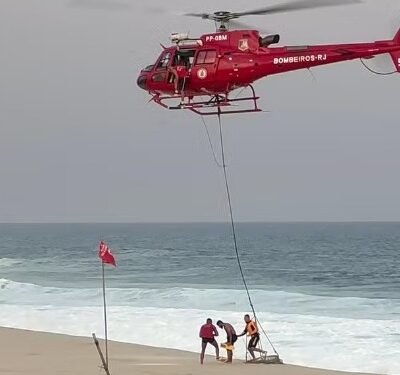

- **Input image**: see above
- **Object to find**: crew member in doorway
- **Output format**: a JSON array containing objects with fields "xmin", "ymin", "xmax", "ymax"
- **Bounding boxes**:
[
  {"xmin": 199, "ymin": 318, "xmax": 219, "ymax": 364},
  {"xmin": 216, "ymin": 320, "xmax": 237, "ymax": 363},
  {"xmin": 168, "ymin": 52, "xmax": 190, "ymax": 94},
  {"xmin": 237, "ymin": 314, "xmax": 260, "ymax": 360}
]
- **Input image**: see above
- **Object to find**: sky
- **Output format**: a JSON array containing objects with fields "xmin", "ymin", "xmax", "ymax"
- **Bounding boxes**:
[{"xmin": 0, "ymin": 0, "xmax": 400, "ymax": 223}]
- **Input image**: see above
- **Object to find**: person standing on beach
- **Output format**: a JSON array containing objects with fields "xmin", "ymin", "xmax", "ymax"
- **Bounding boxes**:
[
  {"xmin": 237, "ymin": 314, "xmax": 260, "ymax": 360},
  {"xmin": 199, "ymin": 318, "xmax": 219, "ymax": 364},
  {"xmin": 216, "ymin": 320, "xmax": 237, "ymax": 363}
]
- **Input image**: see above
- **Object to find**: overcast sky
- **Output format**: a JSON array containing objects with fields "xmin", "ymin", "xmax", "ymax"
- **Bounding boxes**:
[{"xmin": 1, "ymin": 0, "xmax": 400, "ymax": 222}]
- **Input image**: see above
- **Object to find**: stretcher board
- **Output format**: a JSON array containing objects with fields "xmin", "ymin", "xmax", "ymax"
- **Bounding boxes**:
[{"xmin": 245, "ymin": 354, "xmax": 283, "ymax": 364}]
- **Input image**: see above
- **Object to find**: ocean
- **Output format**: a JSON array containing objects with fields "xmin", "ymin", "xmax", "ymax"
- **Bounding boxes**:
[{"xmin": 0, "ymin": 222, "xmax": 399, "ymax": 374}]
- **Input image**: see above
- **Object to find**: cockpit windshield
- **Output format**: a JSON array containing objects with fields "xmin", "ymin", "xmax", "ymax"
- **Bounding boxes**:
[
  {"xmin": 142, "ymin": 64, "xmax": 154, "ymax": 72},
  {"xmin": 156, "ymin": 52, "xmax": 172, "ymax": 69}
]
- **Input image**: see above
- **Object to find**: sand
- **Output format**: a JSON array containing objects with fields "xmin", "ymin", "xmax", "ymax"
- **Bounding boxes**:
[{"xmin": 0, "ymin": 327, "xmax": 375, "ymax": 375}]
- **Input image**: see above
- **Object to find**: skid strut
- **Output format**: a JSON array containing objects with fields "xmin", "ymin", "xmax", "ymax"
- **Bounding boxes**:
[{"xmin": 150, "ymin": 85, "xmax": 262, "ymax": 115}]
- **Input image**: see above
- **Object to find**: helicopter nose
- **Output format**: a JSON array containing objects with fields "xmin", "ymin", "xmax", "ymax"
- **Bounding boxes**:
[{"xmin": 136, "ymin": 74, "xmax": 147, "ymax": 90}]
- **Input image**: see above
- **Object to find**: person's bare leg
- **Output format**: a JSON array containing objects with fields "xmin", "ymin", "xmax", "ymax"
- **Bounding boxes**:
[
  {"xmin": 223, "ymin": 348, "xmax": 228, "ymax": 362},
  {"xmin": 211, "ymin": 340, "xmax": 220, "ymax": 359},
  {"xmin": 200, "ymin": 342, "xmax": 207, "ymax": 364},
  {"xmin": 225, "ymin": 350, "xmax": 233, "ymax": 363}
]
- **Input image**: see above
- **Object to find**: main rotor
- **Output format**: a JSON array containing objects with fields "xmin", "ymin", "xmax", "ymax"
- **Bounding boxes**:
[
  {"xmin": 191, "ymin": 11, "xmax": 242, "ymax": 31},
  {"xmin": 183, "ymin": 0, "xmax": 362, "ymax": 32}
]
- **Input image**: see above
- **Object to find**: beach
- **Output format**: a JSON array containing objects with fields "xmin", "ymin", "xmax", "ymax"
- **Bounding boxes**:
[{"xmin": 0, "ymin": 327, "xmax": 376, "ymax": 375}]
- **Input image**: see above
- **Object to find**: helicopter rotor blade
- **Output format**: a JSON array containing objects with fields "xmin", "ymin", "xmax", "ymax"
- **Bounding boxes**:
[
  {"xmin": 184, "ymin": 12, "xmax": 213, "ymax": 20},
  {"xmin": 234, "ymin": 0, "xmax": 362, "ymax": 17}
]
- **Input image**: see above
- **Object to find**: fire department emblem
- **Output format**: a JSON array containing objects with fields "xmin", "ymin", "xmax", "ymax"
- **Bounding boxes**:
[
  {"xmin": 197, "ymin": 68, "xmax": 207, "ymax": 79},
  {"xmin": 238, "ymin": 39, "xmax": 249, "ymax": 51}
]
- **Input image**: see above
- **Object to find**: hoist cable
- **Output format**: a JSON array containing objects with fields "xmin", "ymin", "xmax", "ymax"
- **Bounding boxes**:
[
  {"xmin": 215, "ymin": 107, "xmax": 279, "ymax": 356},
  {"xmin": 200, "ymin": 116, "xmax": 223, "ymax": 168}
]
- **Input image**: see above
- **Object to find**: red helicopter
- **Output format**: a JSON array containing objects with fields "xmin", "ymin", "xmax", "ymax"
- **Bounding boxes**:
[{"xmin": 137, "ymin": 0, "xmax": 400, "ymax": 115}]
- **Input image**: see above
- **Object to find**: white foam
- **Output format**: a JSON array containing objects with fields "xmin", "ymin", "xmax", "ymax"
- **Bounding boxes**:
[{"xmin": 1, "ymin": 278, "xmax": 399, "ymax": 320}]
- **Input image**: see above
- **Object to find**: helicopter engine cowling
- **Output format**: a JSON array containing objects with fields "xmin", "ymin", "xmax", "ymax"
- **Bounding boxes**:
[{"xmin": 259, "ymin": 34, "xmax": 280, "ymax": 47}]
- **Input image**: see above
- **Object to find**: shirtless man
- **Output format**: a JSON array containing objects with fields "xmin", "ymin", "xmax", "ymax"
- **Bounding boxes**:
[{"xmin": 216, "ymin": 320, "xmax": 237, "ymax": 363}]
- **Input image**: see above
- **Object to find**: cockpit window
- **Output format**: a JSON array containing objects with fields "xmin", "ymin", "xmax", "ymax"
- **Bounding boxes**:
[
  {"xmin": 195, "ymin": 50, "xmax": 217, "ymax": 65},
  {"xmin": 156, "ymin": 52, "xmax": 171, "ymax": 69},
  {"xmin": 142, "ymin": 64, "xmax": 154, "ymax": 72}
]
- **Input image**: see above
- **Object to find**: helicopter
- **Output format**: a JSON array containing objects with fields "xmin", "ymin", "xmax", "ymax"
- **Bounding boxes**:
[{"xmin": 136, "ymin": 0, "xmax": 400, "ymax": 115}]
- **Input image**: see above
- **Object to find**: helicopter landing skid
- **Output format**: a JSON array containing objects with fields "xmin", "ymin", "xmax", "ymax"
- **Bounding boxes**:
[{"xmin": 151, "ymin": 86, "xmax": 262, "ymax": 116}]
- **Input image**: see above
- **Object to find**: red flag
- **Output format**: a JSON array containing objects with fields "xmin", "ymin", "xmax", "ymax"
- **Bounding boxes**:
[{"xmin": 98, "ymin": 241, "xmax": 116, "ymax": 267}]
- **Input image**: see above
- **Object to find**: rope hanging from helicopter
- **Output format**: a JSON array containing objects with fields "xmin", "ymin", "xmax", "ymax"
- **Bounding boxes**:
[
  {"xmin": 201, "ymin": 103, "xmax": 280, "ymax": 356},
  {"xmin": 200, "ymin": 116, "xmax": 223, "ymax": 168}
]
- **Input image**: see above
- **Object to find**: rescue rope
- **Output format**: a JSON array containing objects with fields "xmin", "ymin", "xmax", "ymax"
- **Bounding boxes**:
[
  {"xmin": 215, "ymin": 107, "xmax": 279, "ymax": 356},
  {"xmin": 360, "ymin": 58, "xmax": 397, "ymax": 75},
  {"xmin": 200, "ymin": 116, "xmax": 223, "ymax": 168}
]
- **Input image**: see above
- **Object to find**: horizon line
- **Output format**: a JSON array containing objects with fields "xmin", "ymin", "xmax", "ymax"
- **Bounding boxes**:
[{"xmin": 1, "ymin": 220, "xmax": 400, "ymax": 224}]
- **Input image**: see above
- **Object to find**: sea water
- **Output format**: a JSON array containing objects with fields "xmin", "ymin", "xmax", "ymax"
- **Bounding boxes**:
[{"xmin": 0, "ymin": 223, "xmax": 399, "ymax": 374}]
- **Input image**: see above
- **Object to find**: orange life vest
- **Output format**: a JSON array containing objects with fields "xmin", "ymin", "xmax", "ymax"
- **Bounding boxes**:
[{"xmin": 246, "ymin": 320, "xmax": 258, "ymax": 336}]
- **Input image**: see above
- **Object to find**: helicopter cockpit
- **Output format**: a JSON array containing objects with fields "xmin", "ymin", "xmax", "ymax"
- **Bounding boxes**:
[{"xmin": 137, "ymin": 47, "xmax": 196, "ymax": 92}]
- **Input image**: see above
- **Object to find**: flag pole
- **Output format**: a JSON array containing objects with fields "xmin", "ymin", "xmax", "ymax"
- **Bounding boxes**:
[{"xmin": 102, "ymin": 261, "xmax": 109, "ymax": 369}]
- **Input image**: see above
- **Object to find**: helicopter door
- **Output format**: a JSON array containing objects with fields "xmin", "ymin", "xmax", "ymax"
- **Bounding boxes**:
[
  {"xmin": 149, "ymin": 51, "xmax": 174, "ymax": 90},
  {"xmin": 168, "ymin": 49, "xmax": 195, "ymax": 92},
  {"xmin": 191, "ymin": 49, "xmax": 218, "ymax": 87}
]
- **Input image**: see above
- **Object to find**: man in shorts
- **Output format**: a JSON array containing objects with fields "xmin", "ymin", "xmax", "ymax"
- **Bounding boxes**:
[
  {"xmin": 237, "ymin": 314, "xmax": 260, "ymax": 360},
  {"xmin": 216, "ymin": 320, "xmax": 237, "ymax": 363},
  {"xmin": 199, "ymin": 318, "xmax": 219, "ymax": 364}
]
